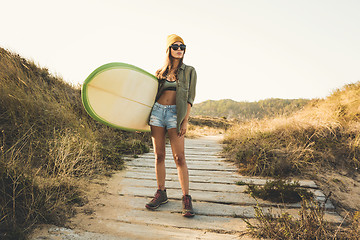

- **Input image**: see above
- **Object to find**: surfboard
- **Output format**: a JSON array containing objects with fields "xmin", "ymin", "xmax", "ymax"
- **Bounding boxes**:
[{"xmin": 81, "ymin": 62, "xmax": 158, "ymax": 132}]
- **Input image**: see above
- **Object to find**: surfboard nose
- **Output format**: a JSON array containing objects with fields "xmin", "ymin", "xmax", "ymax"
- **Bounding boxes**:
[{"xmin": 82, "ymin": 62, "xmax": 158, "ymax": 132}]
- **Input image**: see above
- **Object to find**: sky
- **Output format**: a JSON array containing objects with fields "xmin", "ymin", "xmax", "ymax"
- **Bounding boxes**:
[{"xmin": 1, "ymin": 0, "xmax": 360, "ymax": 104}]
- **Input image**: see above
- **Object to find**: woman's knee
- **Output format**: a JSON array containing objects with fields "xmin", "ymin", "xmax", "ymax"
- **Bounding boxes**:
[
  {"xmin": 155, "ymin": 152, "xmax": 166, "ymax": 163},
  {"xmin": 173, "ymin": 153, "xmax": 186, "ymax": 167}
]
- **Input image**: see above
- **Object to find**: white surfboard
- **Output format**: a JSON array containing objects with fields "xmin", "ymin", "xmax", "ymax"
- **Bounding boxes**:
[{"xmin": 81, "ymin": 62, "xmax": 158, "ymax": 132}]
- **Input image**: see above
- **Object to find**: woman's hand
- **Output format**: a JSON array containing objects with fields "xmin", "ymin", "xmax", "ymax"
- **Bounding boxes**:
[{"xmin": 178, "ymin": 120, "xmax": 188, "ymax": 137}]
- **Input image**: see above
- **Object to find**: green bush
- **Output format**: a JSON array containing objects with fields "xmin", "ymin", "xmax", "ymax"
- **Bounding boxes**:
[{"xmin": 244, "ymin": 179, "xmax": 313, "ymax": 203}]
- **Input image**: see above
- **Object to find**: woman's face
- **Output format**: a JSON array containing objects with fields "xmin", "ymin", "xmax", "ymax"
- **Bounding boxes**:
[{"xmin": 170, "ymin": 41, "xmax": 185, "ymax": 59}]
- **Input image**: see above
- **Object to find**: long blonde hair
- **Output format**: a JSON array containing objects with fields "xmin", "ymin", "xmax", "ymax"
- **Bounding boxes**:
[{"xmin": 155, "ymin": 48, "xmax": 184, "ymax": 81}]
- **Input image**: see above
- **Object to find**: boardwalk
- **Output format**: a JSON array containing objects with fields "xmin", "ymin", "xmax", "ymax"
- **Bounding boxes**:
[{"xmin": 31, "ymin": 135, "xmax": 342, "ymax": 240}]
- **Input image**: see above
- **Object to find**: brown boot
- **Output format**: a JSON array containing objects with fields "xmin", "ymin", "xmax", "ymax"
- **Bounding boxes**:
[
  {"xmin": 145, "ymin": 189, "xmax": 168, "ymax": 210},
  {"xmin": 182, "ymin": 195, "xmax": 195, "ymax": 217}
]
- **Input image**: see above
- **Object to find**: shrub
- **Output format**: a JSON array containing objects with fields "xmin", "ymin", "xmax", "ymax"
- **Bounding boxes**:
[
  {"xmin": 0, "ymin": 47, "xmax": 151, "ymax": 238},
  {"xmin": 244, "ymin": 199, "xmax": 360, "ymax": 239},
  {"xmin": 244, "ymin": 179, "xmax": 313, "ymax": 203}
]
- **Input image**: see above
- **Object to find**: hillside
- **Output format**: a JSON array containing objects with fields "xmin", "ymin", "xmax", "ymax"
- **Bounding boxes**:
[
  {"xmin": 0, "ymin": 47, "xmax": 151, "ymax": 239},
  {"xmin": 223, "ymin": 82, "xmax": 360, "ymax": 217},
  {"xmin": 192, "ymin": 98, "xmax": 310, "ymax": 120}
]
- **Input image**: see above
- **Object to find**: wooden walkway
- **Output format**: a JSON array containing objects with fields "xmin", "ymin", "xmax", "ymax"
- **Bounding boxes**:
[{"xmin": 30, "ymin": 135, "xmax": 342, "ymax": 240}]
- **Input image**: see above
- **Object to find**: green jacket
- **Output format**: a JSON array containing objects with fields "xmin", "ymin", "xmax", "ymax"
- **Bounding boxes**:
[{"xmin": 155, "ymin": 63, "xmax": 197, "ymax": 133}]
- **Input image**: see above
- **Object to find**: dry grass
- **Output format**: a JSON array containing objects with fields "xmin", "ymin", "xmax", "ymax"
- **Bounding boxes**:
[
  {"xmin": 223, "ymin": 83, "xmax": 360, "ymax": 177},
  {"xmin": 186, "ymin": 116, "xmax": 235, "ymax": 138},
  {"xmin": 0, "ymin": 130, "xmax": 85, "ymax": 239},
  {"xmin": 0, "ymin": 47, "xmax": 151, "ymax": 239},
  {"xmin": 223, "ymin": 82, "xmax": 360, "ymax": 238},
  {"xmin": 245, "ymin": 199, "xmax": 360, "ymax": 239}
]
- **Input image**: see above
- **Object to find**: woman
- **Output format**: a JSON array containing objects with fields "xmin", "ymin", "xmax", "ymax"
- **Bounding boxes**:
[{"xmin": 145, "ymin": 34, "xmax": 197, "ymax": 218}]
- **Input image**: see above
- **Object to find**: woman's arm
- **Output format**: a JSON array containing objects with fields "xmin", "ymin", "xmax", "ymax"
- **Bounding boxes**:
[
  {"xmin": 187, "ymin": 68, "xmax": 197, "ymax": 106},
  {"xmin": 179, "ymin": 66, "xmax": 197, "ymax": 137}
]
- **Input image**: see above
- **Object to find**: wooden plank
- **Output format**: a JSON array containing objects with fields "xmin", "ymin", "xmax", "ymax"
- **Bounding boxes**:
[
  {"xmin": 113, "ymin": 208, "xmax": 249, "ymax": 234},
  {"xmin": 126, "ymin": 160, "xmax": 237, "ymax": 172},
  {"xmin": 124, "ymin": 170, "xmax": 319, "ymax": 189},
  {"xmin": 116, "ymin": 195, "xmax": 342, "ymax": 223},
  {"xmin": 119, "ymin": 185, "xmax": 335, "ymax": 210},
  {"xmin": 120, "ymin": 178, "xmax": 247, "ymax": 193}
]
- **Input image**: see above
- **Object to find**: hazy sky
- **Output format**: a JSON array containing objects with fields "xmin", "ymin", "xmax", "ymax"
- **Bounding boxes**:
[{"xmin": 1, "ymin": 0, "xmax": 359, "ymax": 103}]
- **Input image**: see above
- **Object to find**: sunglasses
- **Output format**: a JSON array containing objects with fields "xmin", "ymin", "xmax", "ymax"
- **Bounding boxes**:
[{"xmin": 170, "ymin": 44, "xmax": 186, "ymax": 51}]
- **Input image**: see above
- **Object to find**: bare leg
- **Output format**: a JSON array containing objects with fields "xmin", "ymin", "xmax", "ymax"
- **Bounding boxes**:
[
  {"xmin": 167, "ymin": 129, "xmax": 189, "ymax": 195},
  {"xmin": 151, "ymin": 126, "xmax": 167, "ymax": 190}
]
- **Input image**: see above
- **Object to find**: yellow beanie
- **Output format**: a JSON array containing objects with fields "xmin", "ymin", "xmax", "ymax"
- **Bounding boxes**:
[{"xmin": 166, "ymin": 34, "xmax": 184, "ymax": 52}]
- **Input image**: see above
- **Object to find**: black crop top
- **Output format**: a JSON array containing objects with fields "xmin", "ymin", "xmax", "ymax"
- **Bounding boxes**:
[{"xmin": 163, "ymin": 79, "xmax": 177, "ymax": 91}]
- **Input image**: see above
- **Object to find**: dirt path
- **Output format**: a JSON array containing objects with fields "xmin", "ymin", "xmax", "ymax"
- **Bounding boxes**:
[{"xmin": 30, "ymin": 135, "xmax": 342, "ymax": 240}]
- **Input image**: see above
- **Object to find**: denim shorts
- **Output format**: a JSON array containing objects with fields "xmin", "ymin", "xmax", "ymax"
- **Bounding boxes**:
[{"xmin": 149, "ymin": 102, "xmax": 177, "ymax": 130}]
